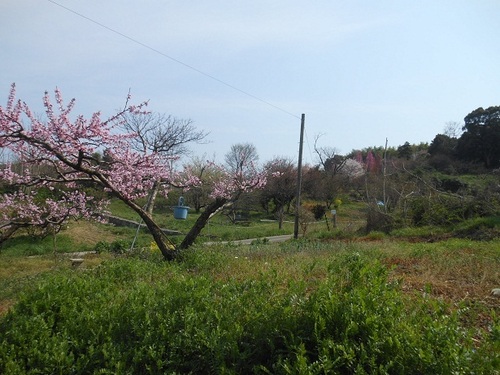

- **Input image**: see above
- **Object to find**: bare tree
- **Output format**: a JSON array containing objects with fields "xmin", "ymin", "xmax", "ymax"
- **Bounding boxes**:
[
  {"xmin": 313, "ymin": 134, "xmax": 346, "ymax": 175},
  {"xmin": 223, "ymin": 143, "xmax": 260, "ymax": 221},
  {"xmin": 443, "ymin": 121, "xmax": 463, "ymax": 139},
  {"xmin": 123, "ymin": 112, "xmax": 208, "ymax": 156},
  {"xmin": 121, "ymin": 112, "xmax": 209, "ymax": 214},
  {"xmin": 311, "ymin": 135, "xmax": 348, "ymax": 208},
  {"xmin": 225, "ymin": 143, "xmax": 259, "ymax": 175},
  {"xmin": 182, "ymin": 155, "xmax": 223, "ymax": 213}
]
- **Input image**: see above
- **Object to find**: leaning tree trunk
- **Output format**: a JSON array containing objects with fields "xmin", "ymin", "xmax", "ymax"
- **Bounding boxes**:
[
  {"xmin": 124, "ymin": 199, "xmax": 177, "ymax": 261},
  {"xmin": 144, "ymin": 215, "xmax": 176, "ymax": 261},
  {"xmin": 179, "ymin": 197, "xmax": 228, "ymax": 250}
]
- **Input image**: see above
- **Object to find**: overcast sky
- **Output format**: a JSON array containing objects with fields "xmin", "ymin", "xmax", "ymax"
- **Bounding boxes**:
[{"xmin": 1, "ymin": 1, "xmax": 499, "ymax": 165}]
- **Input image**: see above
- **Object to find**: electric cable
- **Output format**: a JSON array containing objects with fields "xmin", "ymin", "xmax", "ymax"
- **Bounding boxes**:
[{"xmin": 46, "ymin": 0, "xmax": 301, "ymax": 120}]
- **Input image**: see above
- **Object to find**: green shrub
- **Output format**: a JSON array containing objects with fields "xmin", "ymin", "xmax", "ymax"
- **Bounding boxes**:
[
  {"xmin": 390, "ymin": 225, "xmax": 448, "ymax": 239},
  {"xmin": 109, "ymin": 239, "xmax": 130, "ymax": 254},
  {"xmin": 250, "ymin": 237, "xmax": 269, "ymax": 245},
  {"xmin": 93, "ymin": 240, "xmax": 110, "ymax": 253},
  {"xmin": 0, "ymin": 255, "xmax": 493, "ymax": 374},
  {"xmin": 366, "ymin": 206, "xmax": 395, "ymax": 233},
  {"xmin": 365, "ymin": 230, "xmax": 386, "ymax": 240},
  {"xmin": 311, "ymin": 205, "xmax": 327, "ymax": 220},
  {"xmin": 452, "ymin": 216, "xmax": 500, "ymax": 240},
  {"xmin": 92, "ymin": 239, "xmax": 131, "ymax": 254},
  {"xmin": 316, "ymin": 228, "xmax": 355, "ymax": 241},
  {"xmin": 408, "ymin": 195, "xmax": 478, "ymax": 227}
]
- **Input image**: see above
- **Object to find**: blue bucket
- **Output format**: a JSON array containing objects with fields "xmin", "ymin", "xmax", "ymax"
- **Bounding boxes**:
[
  {"xmin": 173, "ymin": 206, "xmax": 189, "ymax": 220},
  {"xmin": 173, "ymin": 197, "xmax": 189, "ymax": 219}
]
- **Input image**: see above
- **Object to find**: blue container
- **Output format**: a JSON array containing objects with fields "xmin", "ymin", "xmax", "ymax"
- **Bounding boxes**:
[
  {"xmin": 173, "ymin": 206, "xmax": 189, "ymax": 220},
  {"xmin": 173, "ymin": 196, "xmax": 189, "ymax": 220}
]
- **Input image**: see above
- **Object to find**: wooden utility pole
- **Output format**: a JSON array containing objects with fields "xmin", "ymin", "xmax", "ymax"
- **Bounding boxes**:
[
  {"xmin": 294, "ymin": 114, "xmax": 305, "ymax": 239},
  {"xmin": 382, "ymin": 137, "xmax": 388, "ymax": 213}
]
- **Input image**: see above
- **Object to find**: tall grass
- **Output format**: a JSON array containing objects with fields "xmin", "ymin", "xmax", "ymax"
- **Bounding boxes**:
[{"xmin": 1, "ymin": 242, "xmax": 498, "ymax": 374}]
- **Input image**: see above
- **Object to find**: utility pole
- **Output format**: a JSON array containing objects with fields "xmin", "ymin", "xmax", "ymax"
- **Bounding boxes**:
[
  {"xmin": 294, "ymin": 114, "xmax": 305, "ymax": 239},
  {"xmin": 382, "ymin": 137, "xmax": 388, "ymax": 213}
]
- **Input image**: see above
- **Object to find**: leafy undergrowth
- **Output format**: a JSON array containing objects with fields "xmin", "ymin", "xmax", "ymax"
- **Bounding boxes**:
[
  {"xmin": 389, "ymin": 216, "xmax": 500, "ymax": 242},
  {"xmin": 0, "ymin": 240, "xmax": 498, "ymax": 374}
]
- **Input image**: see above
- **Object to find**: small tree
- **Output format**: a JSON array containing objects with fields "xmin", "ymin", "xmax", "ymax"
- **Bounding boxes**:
[
  {"xmin": 0, "ymin": 186, "xmax": 103, "ymax": 245},
  {"xmin": 121, "ymin": 111, "xmax": 208, "ymax": 215},
  {"xmin": 223, "ymin": 143, "xmax": 260, "ymax": 221},
  {"xmin": 179, "ymin": 161, "xmax": 266, "ymax": 249},
  {"xmin": 261, "ymin": 157, "xmax": 297, "ymax": 229},
  {"xmin": 397, "ymin": 141, "xmax": 412, "ymax": 160},
  {"xmin": 182, "ymin": 155, "xmax": 223, "ymax": 213},
  {"xmin": 443, "ymin": 121, "xmax": 463, "ymax": 138},
  {"xmin": 310, "ymin": 136, "xmax": 350, "ymax": 209},
  {"xmin": 225, "ymin": 143, "xmax": 259, "ymax": 175},
  {"xmin": 313, "ymin": 134, "xmax": 346, "ymax": 175},
  {"xmin": 298, "ymin": 206, "xmax": 314, "ymax": 236}
]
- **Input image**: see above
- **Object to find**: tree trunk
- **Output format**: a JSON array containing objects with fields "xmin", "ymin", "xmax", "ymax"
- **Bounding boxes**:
[
  {"xmin": 144, "ymin": 212, "xmax": 177, "ymax": 261},
  {"xmin": 179, "ymin": 197, "xmax": 227, "ymax": 250},
  {"xmin": 145, "ymin": 180, "xmax": 161, "ymax": 216},
  {"xmin": 382, "ymin": 138, "xmax": 388, "ymax": 213},
  {"xmin": 277, "ymin": 205, "xmax": 284, "ymax": 230},
  {"xmin": 123, "ymin": 198, "xmax": 177, "ymax": 261}
]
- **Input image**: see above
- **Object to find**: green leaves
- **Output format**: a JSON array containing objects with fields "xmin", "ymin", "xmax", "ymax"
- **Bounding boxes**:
[{"xmin": 0, "ymin": 253, "xmax": 495, "ymax": 374}]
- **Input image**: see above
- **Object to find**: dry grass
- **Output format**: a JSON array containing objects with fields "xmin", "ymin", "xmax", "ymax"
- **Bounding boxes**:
[
  {"xmin": 378, "ymin": 240, "xmax": 500, "ymax": 333},
  {"xmin": 384, "ymin": 242, "xmax": 498, "ymax": 301},
  {"xmin": 64, "ymin": 221, "xmax": 120, "ymax": 246}
]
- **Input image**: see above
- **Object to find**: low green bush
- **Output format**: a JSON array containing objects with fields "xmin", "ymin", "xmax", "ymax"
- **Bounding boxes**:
[
  {"xmin": 315, "ymin": 228, "xmax": 356, "ymax": 241},
  {"xmin": 93, "ymin": 239, "xmax": 133, "ymax": 255},
  {"xmin": 93, "ymin": 240, "xmax": 110, "ymax": 253},
  {"xmin": 0, "ymin": 254, "xmax": 496, "ymax": 374},
  {"xmin": 109, "ymin": 239, "xmax": 131, "ymax": 254},
  {"xmin": 451, "ymin": 216, "xmax": 500, "ymax": 240},
  {"xmin": 311, "ymin": 205, "xmax": 327, "ymax": 220}
]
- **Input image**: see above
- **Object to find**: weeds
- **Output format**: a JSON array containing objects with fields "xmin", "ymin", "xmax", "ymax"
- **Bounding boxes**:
[{"xmin": 1, "ymin": 247, "xmax": 498, "ymax": 374}]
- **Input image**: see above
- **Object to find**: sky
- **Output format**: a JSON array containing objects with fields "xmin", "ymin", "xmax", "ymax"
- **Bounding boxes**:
[{"xmin": 1, "ymin": 0, "xmax": 499, "ymax": 166}]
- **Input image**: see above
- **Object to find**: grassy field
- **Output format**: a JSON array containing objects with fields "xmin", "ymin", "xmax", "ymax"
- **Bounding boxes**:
[
  {"xmin": 0, "ymin": 201, "xmax": 499, "ymax": 373},
  {"xmin": 1, "ymin": 236, "xmax": 499, "ymax": 372}
]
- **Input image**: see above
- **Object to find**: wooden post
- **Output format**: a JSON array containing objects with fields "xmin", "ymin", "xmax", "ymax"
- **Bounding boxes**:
[
  {"xmin": 382, "ymin": 137, "xmax": 388, "ymax": 213},
  {"xmin": 294, "ymin": 114, "xmax": 305, "ymax": 239}
]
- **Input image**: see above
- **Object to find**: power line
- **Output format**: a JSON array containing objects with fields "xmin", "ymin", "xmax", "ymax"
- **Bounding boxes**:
[
  {"xmin": 304, "ymin": 129, "xmax": 315, "ymax": 164},
  {"xmin": 46, "ymin": 0, "xmax": 301, "ymax": 120}
]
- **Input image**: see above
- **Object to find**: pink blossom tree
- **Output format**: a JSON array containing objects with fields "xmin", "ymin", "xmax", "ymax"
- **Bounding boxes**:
[
  {"xmin": 179, "ymin": 160, "xmax": 266, "ymax": 249},
  {"xmin": 0, "ymin": 85, "xmax": 265, "ymax": 259},
  {"xmin": 0, "ymin": 187, "xmax": 103, "ymax": 246}
]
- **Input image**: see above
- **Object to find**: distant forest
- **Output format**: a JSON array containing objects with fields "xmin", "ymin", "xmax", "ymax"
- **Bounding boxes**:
[{"xmin": 347, "ymin": 105, "xmax": 500, "ymax": 173}]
